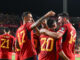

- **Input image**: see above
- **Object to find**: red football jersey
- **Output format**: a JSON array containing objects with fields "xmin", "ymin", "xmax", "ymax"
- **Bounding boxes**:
[
  {"xmin": 16, "ymin": 22, "xmax": 35, "ymax": 60},
  {"xmin": 15, "ymin": 52, "xmax": 20, "ymax": 60},
  {"xmin": 39, "ymin": 31, "xmax": 56, "ymax": 60},
  {"xmin": 56, "ymin": 37, "xmax": 62, "ymax": 60},
  {"xmin": 57, "ymin": 23, "xmax": 76, "ymax": 60},
  {"xmin": 0, "ymin": 33, "xmax": 15, "ymax": 59},
  {"xmin": 31, "ymin": 31, "xmax": 37, "ymax": 55},
  {"xmin": 33, "ymin": 33, "xmax": 40, "ymax": 54}
]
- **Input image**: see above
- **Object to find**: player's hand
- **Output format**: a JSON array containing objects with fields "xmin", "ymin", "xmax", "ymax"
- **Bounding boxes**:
[{"xmin": 44, "ymin": 11, "xmax": 56, "ymax": 18}]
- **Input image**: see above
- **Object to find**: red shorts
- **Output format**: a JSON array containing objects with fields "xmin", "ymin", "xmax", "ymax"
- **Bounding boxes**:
[
  {"xmin": 15, "ymin": 52, "xmax": 20, "ymax": 60},
  {"xmin": 0, "ymin": 52, "xmax": 12, "ymax": 59}
]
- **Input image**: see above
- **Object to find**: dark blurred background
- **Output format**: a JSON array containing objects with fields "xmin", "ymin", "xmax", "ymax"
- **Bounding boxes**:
[{"xmin": 0, "ymin": 0, "xmax": 80, "ymax": 16}]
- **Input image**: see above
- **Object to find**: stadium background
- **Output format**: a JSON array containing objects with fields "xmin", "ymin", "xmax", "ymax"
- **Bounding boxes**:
[{"xmin": 0, "ymin": 0, "xmax": 80, "ymax": 60}]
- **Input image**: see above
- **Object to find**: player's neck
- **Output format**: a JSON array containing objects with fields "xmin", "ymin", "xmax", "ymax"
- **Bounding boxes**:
[
  {"xmin": 64, "ymin": 20, "xmax": 70, "ymax": 24},
  {"xmin": 23, "ymin": 20, "xmax": 29, "ymax": 24},
  {"xmin": 23, "ymin": 21, "xmax": 26, "ymax": 24}
]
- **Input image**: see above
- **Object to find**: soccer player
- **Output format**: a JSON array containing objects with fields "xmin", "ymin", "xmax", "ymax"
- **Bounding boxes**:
[
  {"xmin": 38, "ymin": 18, "xmax": 57, "ymax": 60},
  {"xmin": 16, "ymin": 11, "xmax": 55, "ymax": 60},
  {"xmin": 40, "ymin": 12, "xmax": 76, "ymax": 60},
  {"xmin": 0, "ymin": 28, "xmax": 15, "ymax": 60}
]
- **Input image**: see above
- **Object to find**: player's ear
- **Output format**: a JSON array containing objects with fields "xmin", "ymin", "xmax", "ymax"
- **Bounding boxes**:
[{"xmin": 63, "ymin": 17, "xmax": 66, "ymax": 21}]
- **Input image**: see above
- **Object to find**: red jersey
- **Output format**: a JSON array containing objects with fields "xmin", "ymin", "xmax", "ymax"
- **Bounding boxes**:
[
  {"xmin": 31, "ymin": 31, "xmax": 37, "ymax": 55},
  {"xmin": 57, "ymin": 23, "xmax": 76, "ymax": 60},
  {"xmin": 16, "ymin": 22, "xmax": 35, "ymax": 60},
  {"xmin": 39, "ymin": 30, "xmax": 56, "ymax": 60},
  {"xmin": 56, "ymin": 37, "xmax": 62, "ymax": 60},
  {"xmin": 0, "ymin": 33, "xmax": 15, "ymax": 59},
  {"xmin": 33, "ymin": 33, "xmax": 40, "ymax": 54}
]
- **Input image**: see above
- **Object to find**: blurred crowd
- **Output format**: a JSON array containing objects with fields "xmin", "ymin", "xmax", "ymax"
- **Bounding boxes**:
[{"xmin": 0, "ymin": 13, "xmax": 20, "ymax": 35}]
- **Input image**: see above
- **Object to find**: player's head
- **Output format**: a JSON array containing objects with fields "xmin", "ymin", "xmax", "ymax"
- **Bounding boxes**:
[
  {"xmin": 22, "ymin": 11, "xmax": 33, "ymax": 23},
  {"xmin": 41, "ymin": 19, "xmax": 48, "ymax": 28},
  {"xmin": 47, "ymin": 18, "xmax": 57, "ymax": 30},
  {"xmin": 4, "ymin": 28, "xmax": 10, "ymax": 34},
  {"xmin": 58, "ymin": 12, "xmax": 69, "ymax": 25}
]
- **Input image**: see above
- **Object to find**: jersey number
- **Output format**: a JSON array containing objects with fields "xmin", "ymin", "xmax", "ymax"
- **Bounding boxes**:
[
  {"xmin": 18, "ymin": 30, "xmax": 25, "ymax": 45},
  {"xmin": 41, "ymin": 38, "xmax": 54, "ymax": 51},
  {"xmin": 0, "ymin": 39, "xmax": 9, "ymax": 49},
  {"xmin": 69, "ymin": 31, "xmax": 76, "ymax": 44}
]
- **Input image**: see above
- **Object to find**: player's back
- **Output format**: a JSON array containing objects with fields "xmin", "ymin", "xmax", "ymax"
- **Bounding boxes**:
[
  {"xmin": 39, "ymin": 33, "xmax": 56, "ymax": 60},
  {"xmin": 0, "ymin": 33, "xmax": 15, "ymax": 59},
  {"xmin": 16, "ymin": 23, "xmax": 35, "ymax": 59},
  {"xmin": 56, "ymin": 37, "xmax": 62, "ymax": 60},
  {"xmin": 62, "ymin": 23, "xmax": 76, "ymax": 60}
]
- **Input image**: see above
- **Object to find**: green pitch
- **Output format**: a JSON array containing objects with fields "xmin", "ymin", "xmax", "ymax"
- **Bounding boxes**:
[
  {"xmin": 75, "ymin": 57, "xmax": 80, "ymax": 60},
  {"xmin": 12, "ymin": 54, "xmax": 80, "ymax": 60},
  {"xmin": 12, "ymin": 54, "xmax": 15, "ymax": 60}
]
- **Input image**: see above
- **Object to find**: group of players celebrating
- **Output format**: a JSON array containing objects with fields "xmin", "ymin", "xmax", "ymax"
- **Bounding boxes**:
[{"xmin": 0, "ymin": 11, "xmax": 76, "ymax": 60}]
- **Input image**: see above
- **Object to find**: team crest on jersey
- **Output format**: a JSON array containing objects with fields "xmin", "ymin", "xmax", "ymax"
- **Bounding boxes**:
[
  {"xmin": 61, "ymin": 27, "xmax": 65, "ymax": 31},
  {"xmin": 58, "ymin": 27, "xmax": 65, "ymax": 33}
]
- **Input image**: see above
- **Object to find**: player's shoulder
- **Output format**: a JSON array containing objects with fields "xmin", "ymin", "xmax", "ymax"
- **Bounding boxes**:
[
  {"xmin": 1, "ymin": 34, "xmax": 10, "ymax": 38},
  {"xmin": 63, "ymin": 23, "xmax": 72, "ymax": 30},
  {"xmin": 64, "ymin": 23, "xmax": 72, "ymax": 27},
  {"xmin": 17, "ymin": 25, "xmax": 25, "ymax": 33},
  {"xmin": 9, "ymin": 35, "xmax": 15, "ymax": 38},
  {"xmin": 5, "ymin": 34, "xmax": 15, "ymax": 38},
  {"xmin": 18, "ymin": 25, "xmax": 24, "ymax": 30},
  {"xmin": 40, "ymin": 34, "xmax": 46, "ymax": 38}
]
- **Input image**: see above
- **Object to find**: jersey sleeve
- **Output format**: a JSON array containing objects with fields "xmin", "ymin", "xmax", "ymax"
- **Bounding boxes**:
[{"xmin": 57, "ymin": 25, "xmax": 67, "ymax": 35}]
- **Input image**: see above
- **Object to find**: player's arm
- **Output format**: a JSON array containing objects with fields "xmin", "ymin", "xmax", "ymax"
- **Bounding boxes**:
[
  {"xmin": 12, "ymin": 46, "xmax": 15, "ymax": 52},
  {"xmin": 57, "ymin": 43, "xmax": 70, "ymax": 60},
  {"xmin": 40, "ymin": 26, "xmax": 67, "ymax": 39},
  {"xmin": 12, "ymin": 37, "xmax": 16, "ymax": 52},
  {"xmin": 34, "ymin": 19, "xmax": 48, "ymax": 36},
  {"xmin": 34, "ymin": 27, "xmax": 40, "ymax": 36},
  {"xmin": 15, "ymin": 39, "xmax": 20, "ymax": 52},
  {"xmin": 40, "ymin": 28, "xmax": 63, "ymax": 39},
  {"xmin": 59, "ymin": 51, "xmax": 70, "ymax": 60},
  {"xmin": 30, "ymin": 11, "xmax": 55, "ymax": 29}
]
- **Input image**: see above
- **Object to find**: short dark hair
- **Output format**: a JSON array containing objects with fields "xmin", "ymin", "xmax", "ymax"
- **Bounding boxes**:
[
  {"xmin": 58, "ymin": 12, "xmax": 69, "ymax": 19},
  {"xmin": 47, "ymin": 18, "xmax": 56, "ymax": 28},
  {"xmin": 21, "ymin": 11, "xmax": 31, "ymax": 20}
]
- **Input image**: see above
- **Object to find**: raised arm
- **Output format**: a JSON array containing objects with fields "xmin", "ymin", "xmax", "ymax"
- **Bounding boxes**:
[{"xmin": 30, "ymin": 11, "xmax": 55, "ymax": 29}]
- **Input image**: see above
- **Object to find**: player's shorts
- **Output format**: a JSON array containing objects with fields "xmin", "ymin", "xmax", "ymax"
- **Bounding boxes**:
[
  {"xmin": 24, "ymin": 55, "xmax": 37, "ymax": 60},
  {"xmin": 36, "ymin": 55, "xmax": 38, "ymax": 60},
  {"xmin": 15, "ymin": 53, "xmax": 20, "ymax": 60}
]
